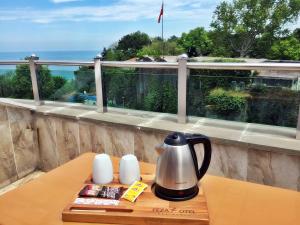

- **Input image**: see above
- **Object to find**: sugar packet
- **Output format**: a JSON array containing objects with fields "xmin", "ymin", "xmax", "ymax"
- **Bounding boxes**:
[{"xmin": 121, "ymin": 181, "xmax": 148, "ymax": 202}]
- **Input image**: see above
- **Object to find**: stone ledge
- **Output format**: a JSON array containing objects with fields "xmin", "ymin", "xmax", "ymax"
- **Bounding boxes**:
[{"xmin": 0, "ymin": 98, "xmax": 299, "ymax": 156}]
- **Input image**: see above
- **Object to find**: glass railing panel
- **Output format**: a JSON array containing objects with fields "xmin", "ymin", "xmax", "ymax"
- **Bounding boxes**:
[
  {"xmin": 103, "ymin": 67, "xmax": 178, "ymax": 114},
  {"xmin": 188, "ymin": 69, "xmax": 300, "ymax": 128},
  {"xmin": 0, "ymin": 65, "xmax": 33, "ymax": 99},
  {"xmin": 37, "ymin": 65, "xmax": 96, "ymax": 105}
]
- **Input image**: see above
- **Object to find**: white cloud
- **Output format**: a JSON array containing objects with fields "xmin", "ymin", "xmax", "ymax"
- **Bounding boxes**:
[
  {"xmin": 51, "ymin": 0, "xmax": 82, "ymax": 3},
  {"xmin": 0, "ymin": 0, "xmax": 219, "ymax": 24}
]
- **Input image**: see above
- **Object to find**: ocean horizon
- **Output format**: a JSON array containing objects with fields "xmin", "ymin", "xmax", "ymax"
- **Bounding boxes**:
[{"xmin": 0, "ymin": 50, "xmax": 99, "ymax": 80}]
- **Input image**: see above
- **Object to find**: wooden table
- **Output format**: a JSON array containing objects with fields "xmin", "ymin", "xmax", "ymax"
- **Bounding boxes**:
[{"xmin": 0, "ymin": 153, "xmax": 299, "ymax": 225}]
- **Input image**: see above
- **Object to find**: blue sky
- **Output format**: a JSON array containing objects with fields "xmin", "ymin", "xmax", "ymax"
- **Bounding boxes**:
[{"xmin": 0, "ymin": 0, "xmax": 299, "ymax": 52}]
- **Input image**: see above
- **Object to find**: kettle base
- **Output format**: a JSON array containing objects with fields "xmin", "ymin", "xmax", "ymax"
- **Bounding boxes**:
[{"xmin": 153, "ymin": 183, "xmax": 199, "ymax": 201}]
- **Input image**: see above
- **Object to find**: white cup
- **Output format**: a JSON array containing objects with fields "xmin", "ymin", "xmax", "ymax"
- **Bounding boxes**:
[
  {"xmin": 119, "ymin": 154, "xmax": 140, "ymax": 185},
  {"xmin": 92, "ymin": 154, "xmax": 114, "ymax": 184}
]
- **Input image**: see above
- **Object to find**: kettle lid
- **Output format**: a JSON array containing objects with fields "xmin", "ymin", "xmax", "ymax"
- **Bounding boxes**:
[{"xmin": 164, "ymin": 132, "xmax": 187, "ymax": 146}]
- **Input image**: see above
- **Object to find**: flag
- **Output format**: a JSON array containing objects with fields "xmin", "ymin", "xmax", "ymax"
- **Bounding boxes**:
[{"xmin": 158, "ymin": 3, "xmax": 164, "ymax": 23}]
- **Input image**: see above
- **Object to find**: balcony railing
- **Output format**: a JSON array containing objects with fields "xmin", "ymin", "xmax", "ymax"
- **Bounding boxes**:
[{"xmin": 0, "ymin": 55, "xmax": 299, "ymax": 140}]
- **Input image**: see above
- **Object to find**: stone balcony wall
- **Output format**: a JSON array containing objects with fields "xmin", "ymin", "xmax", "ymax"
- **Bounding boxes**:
[
  {"xmin": 0, "ymin": 105, "xmax": 39, "ymax": 188},
  {"xmin": 0, "ymin": 104, "xmax": 299, "ymax": 191}
]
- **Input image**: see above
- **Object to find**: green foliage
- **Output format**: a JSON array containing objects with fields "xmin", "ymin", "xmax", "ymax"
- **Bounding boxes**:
[
  {"xmin": 293, "ymin": 28, "xmax": 300, "ymax": 40},
  {"xmin": 247, "ymin": 86, "xmax": 300, "ymax": 127},
  {"xmin": 50, "ymin": 80, "xmax": 76, "ymax": 101},
  {"xmin": 102, "ymin": 67, "xmax": 177, "ymax": 113},
  {"xmin": 117, "ymin": 31, "xmax": 151, "ymax": 54},
  {"xmin": 37, "ymin": 66, "xmax": 55, "ymax": 99},
  {"xmin": 11, "ymin": 64, "xmax": 33, "ymax": 99},
  {"xmin": 137, "ymin": 43, "xmax": 161, "ymax": 58},
  {"xmin": 178, "ymin": 27, "xmax": 213, "ymax": 57},
  {"xmin": 0, "ymin": 72, "xmax": 15, "ymax": 97},
  {"xmin": 268, "ymin": 37, "xmax": 300, "ymax": 60},
  {"xmin": 74, "ymin": 66, "xmax": 95, "ymax": 93},
  {"xmin": 168, "ymin": 35, "xmax": 179, "ymax": 42},
  {"xmin": 188, "ymin": 69, "xmax": 252, "ymax": 117},
  {"xmin": 53, "ymin": 76, "xmax": 67, "ymax": 91},
  {"xmin": 210, "ymin": 0, "xmax": 300, "ymax": 57},
  {"xmin": 143, "ymin": 76, "xmax": 177, "ymax": 113},
  {"xmin": 103, "ymin": 68, "xmax": 138, "ymax": 108},
  {"xmin": 137, "ymin": 40, "xmax": 184, "ymax": 58},
  {"xmin": 102, "ymin": 31, "xmax": 151, "ymax": 61},
  {"xmin": 207, "ymin": 88, "xmax": 249, "ymax": 115},
  {"xmin": 102, "ymin": 47, "xmax": 124, "ymax": 61},
  {"xmin": 0, "ymin": 65, "xmax": 67, "ymax": 100}
]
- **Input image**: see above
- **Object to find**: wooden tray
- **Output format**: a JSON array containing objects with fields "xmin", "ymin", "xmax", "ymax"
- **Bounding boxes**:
[{"xmin": 62, "ymin": 174, "xmax": 209, "ymax": 225}]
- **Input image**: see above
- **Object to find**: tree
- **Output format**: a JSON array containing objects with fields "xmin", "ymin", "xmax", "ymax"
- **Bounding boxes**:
[
  {"xmin": 74, "ymin": 66, "xmax": 95, "ymax": 93},
  {"xmin": 0, "ymin": 72, "xmax": 14, "ymax": 97},
  {"xmin": 103, "ymin": 68, "xmax": 138, "ymax": 108},
  {"xmin": 12, "ymin": 65, "xmax": 33, "ymax": 99},
  {"xmin": 101, "ymin": 47, "xmax": 108, "ymax": 59},
  {"xmin": 10, "ymin": 64, "xmax": 66, "ymax": 100},
  {"xmin": 143, "ymin": 76, "xmax": 177, "ymax": 113},
  {"xmin": 178, "ymin": 27, "xmax": 213, "ymax": 57},
  {"xmin": 211, "ymin": 0, "xmax": 300, "ymax": 57},
  {"xmin": 168, "ymin": 35, "xmax": 179, "ymax": 42},
  {"xmin": 137, "ymin": 40, "xmax": 184, "ymax": 58},
  {"xmin": 268, "ymin": 37, "xmax": 300, "ymax": 60},
  {"xmin": 293, "ymin": 28, "xmax": 300, "ymax": 40},
  {"xmin": 116, "ymin": 31, "xmax": 151, "ymax": 60}
]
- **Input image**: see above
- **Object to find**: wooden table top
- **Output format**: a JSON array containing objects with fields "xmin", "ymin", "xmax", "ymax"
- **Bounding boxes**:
[{"xmin": 0, "ymin": 153, "xmax": 299, "ymax": 225}]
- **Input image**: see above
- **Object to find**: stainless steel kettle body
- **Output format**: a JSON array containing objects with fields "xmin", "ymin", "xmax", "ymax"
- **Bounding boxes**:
[
  {"xmin": 154, "ymin": 132, "xmax": 212, "ymax": 201},
  {"xmin": 155, "ymin": 143, "xmax": 198, "ymax": 190}
]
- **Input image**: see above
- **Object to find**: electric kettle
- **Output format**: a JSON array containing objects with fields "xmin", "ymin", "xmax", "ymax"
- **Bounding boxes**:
[{"xmin": 154, "ymin": 132, "xmax": 212, "ymax": 201}]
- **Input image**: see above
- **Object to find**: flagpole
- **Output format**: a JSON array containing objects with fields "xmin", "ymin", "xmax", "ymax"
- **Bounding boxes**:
[{"xmin": 162, "ymin": 1, "xmax": 164, "ymax": 59}]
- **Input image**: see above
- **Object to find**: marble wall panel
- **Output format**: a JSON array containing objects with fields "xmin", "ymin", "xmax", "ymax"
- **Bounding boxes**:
[
  {"xmin": 247, "ymin": 149, "xmax": 300, "ymax": 191},
  {"xmin": 79, "ymin": 122, "xmax": 93, "ymax": 154},
  {"xmin": 270, "ymin": 153, "xmax": 300, "ymax": 191},
  {"xmin": 102, "ymin": 124, "xmax": 135, "ymax": 157},
  {"xmin": 0, "ymin": 105, "xmax": 7, "ymax": 122},
  {"xmin": 247, "ymin": 149, "xmax": 274, "ymax": 186},
  {"xmin": 79, "ymin": 121, "xmax": 105, "ymax": 154},
  {"xmin": 6, "ymin": 106, "xmax": 32, "ymax": 123},
  {"xmin": 6, "ymin": 107, "xmax": 39, "ymax": 178},
  {"xmin": 195, "ymin": 143, "xmax": 248, "ymax": 181},
  {"xmin": 55, "ymin": 118, "xmax": 80, "ymax": 165},
  {"xmin": 134, "ymin": 129, "xmax": 168, "ymax": 163},
  {"xmin": 35, "ymin": 116, "xmax": 59, "ymax": 171},
  {"xmin": 0, "ymin": 106, "xmax": 18, "ymax": 188}
]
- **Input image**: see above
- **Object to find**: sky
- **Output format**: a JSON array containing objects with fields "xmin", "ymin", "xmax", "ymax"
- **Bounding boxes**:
[{"xmin": 0, "ymin": 0, "xmax": 299, "ymax": 52}]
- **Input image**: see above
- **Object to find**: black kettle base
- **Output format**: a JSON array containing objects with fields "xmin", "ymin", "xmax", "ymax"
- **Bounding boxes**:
[{"xmin": 152, "ymin": 183, "xmax": 199, "ymax": 201}]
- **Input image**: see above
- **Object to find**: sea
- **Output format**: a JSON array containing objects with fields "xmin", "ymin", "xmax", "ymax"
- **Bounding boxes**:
[{"xmin": 0, "ymin": 50, "xmax": 99, "ymax": 80}]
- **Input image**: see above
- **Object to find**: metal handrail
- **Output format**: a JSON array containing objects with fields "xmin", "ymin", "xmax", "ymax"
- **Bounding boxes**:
[
  {"xmin": 1, "ymin": 60, "xmax": 300, "ymax": 71},
  {"xmin": 35, "ymin": 60, "xmax": 94, "ymax": 66},
  {"xmin": 187, "ymin": 62, "xmax": 300, "ymax": 71},
  {"xmin": 0, "ymin": 60, "xmax": 28, "ymax": 65},
  {"xmin": 101, "ymin": 61, "xmax": 178, "ymax": 69}
]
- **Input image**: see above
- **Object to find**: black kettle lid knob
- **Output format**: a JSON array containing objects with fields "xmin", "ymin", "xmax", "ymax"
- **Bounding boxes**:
[{"xmin": 164, "ymin": 132, "xmax": 188, "ymax": 146}]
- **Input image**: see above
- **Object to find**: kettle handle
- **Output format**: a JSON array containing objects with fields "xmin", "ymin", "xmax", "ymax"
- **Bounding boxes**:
[{"xmin": 185, "ymin": 134, "xmax": 212, "ymax": 180}]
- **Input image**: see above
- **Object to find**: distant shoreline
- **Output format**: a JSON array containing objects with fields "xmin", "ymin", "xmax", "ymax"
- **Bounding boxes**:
[
  {"xmin": 0, "ymin": 68, "xmax": 75, "ymax": 80},
  {"xmin": 0, "ymin": 50, "xmax": 98, "ymax": 80}
]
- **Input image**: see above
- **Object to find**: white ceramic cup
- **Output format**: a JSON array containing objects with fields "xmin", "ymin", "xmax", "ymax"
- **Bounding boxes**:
[
  {"xmin": 92, "ymin": 154, "xmax": 114, "ymax": 184},
  {"xmin": 119, "ymin": 154, "xmax": 140, "ymax": 185}
]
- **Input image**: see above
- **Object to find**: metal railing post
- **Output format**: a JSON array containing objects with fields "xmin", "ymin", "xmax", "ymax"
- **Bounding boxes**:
[
  {"xmin": 26, "ymin": 54, "xmax": 42, "ymax": 106},
  {"xmin": 94, "ymin": 55, "xmax": 106, "ymax": 113},
  {"xmin": 297, "ymin": 105, "xmax": 300, "ymax": 140},
  {"xmin": 177, "ymin": 54, "xmax": 188, "ymax": 123}
]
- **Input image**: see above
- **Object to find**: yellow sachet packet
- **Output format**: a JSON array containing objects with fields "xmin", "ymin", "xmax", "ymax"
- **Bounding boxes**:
[{"xmin": 121, "ymin": 181, "xmax": 148, "ymax": 202}]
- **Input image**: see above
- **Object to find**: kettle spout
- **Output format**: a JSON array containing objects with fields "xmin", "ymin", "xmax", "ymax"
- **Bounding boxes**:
[{"xmin": 155, "ymin": 144, "xmax": 165, "ymax": 155}]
